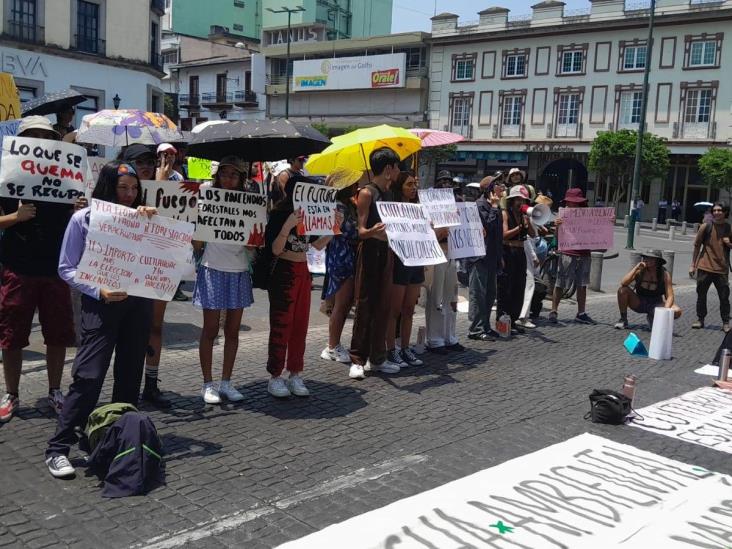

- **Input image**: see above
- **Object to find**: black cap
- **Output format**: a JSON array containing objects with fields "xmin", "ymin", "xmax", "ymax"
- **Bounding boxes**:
[
  {"xmin": 437, "ymin": 169, "xmax": 452, "ymax": 181},
  {"xmin": 120, "ymin": 144, "xmax": 155, "ymax": 161}
]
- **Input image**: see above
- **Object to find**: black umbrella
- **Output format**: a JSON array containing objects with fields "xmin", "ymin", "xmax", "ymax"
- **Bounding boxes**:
[
  {"xmin": 186, "ymin": 119, "xmax": 330, "ymax": 161},
  {"xmin": 21, "ymin": 88, "xmax": 87, "ymax": 117}
]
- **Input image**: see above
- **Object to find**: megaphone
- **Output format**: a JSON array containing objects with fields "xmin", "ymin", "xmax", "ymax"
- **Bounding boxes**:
[{"xmin": 520, "ymin": 203, "xmax": 551, "ymax": 226}]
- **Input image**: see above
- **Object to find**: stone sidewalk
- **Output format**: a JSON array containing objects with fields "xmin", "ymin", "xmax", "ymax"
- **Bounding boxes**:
[{"xmin": 1, "ymin": 286, "xmax": 730, "ymax": 548}]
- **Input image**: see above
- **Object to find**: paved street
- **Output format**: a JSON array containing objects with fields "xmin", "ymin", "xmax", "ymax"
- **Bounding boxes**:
[{"xmin": 2, "ymin": 266, "xmax": 731, "ymax": 547}]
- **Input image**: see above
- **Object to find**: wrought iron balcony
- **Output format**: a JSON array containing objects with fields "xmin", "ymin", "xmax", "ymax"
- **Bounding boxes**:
[
  {"xmin": 201, "ymin": 92, "xmax": 234, "ymax": 106},
  {"xmin": 179, "ymin": 94, "xmax": 200, "ymax": 107},
  {"xmin": 72, "ymin": 34, "xmax": 106, "ymax": 55},
  {"xmin": 234, "ymin": 90, "xmax": 258, "ymax": 106}
]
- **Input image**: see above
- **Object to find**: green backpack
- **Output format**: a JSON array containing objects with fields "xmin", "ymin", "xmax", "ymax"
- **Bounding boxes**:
[{"xmin": 85, "ymin": 402, "xmax": 138, "ymax": 452}]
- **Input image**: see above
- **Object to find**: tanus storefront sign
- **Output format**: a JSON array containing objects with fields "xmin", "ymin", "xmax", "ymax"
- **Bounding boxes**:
[{"xmin": 292, "ymin": 53, "xmax": 406, "ymax": 92}]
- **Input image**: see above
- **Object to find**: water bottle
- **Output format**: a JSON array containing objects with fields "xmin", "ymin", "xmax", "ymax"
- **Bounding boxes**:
[
  {"xmin": 415, "ymin": 326, "xmax": 426, "ymax": 355},
  {"xmin": 496, "ymin": 314, "xmax": 512, "ymax": 339},
  {"xmin": 621, "ymin": 374, "xmax": 637, "ymax": 400},
  {"xmin": 718, "ymin": 349, "xmax": 731, "ymax": 382}
]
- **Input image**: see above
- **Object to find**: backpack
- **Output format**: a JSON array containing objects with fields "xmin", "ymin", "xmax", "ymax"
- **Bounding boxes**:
[
  {"xmin": 85, "ymin": 402, "xmax": 138, "ymax": 452},
  {"xmin": 699, "ymin": 222, "xmax": 732, "ymax": 271}
]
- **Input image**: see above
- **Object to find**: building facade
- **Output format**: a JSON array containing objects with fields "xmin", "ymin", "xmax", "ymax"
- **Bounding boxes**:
[
  {"xmin": 429, "ymin": 0, "xmax": 732, "ymax": 222},
  {"xmin": 0, "ymin": 0, "xmax": 165, "ymax": 125}
]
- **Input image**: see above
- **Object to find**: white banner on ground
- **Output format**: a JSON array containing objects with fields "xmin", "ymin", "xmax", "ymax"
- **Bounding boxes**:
[
  {"xmin": 74, "ymin": 199, "xmax": 194, "ymax": 301},
  {"xmin": 630, "ymin": 386, "xmax": 732, "ymax": 454},
  {"xmin": 293, "ymin": 181, "xmax": 339, "ymax": 236},
  {"xmin": 278, "ymin": 433, "xmax": 732, "ymax": 549},
  {"xmin": 695, "ymin": 364, "xmax": 719, "ymax": 376},
  {"xmin": 447, "ymin": 202, "xmax": 486, "ymax": 260},
  {"xmin": 418, "ymin": 187, "xmax": 460, "ymax": 228},
  {"xmin": 194, "ymin": 185, "xmax": 266, "ymax": 246},
  {"xmin": 0, "ymin": 136, "xmax": 86, "ymax": 203},
  {"xmin": 141, "ymin": 180, "xmax": 201, "ymax": 225},
  {"xmin": 377, "ymin": 201, "xmax": 446, "ymax": 267}
]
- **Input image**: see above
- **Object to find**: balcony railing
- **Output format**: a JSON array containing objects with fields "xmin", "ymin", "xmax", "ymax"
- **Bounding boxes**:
[
  {"xmin": 201, "ymin": 92, "xmax": 234, "ymax": 105},
  {"xmin": 5, "ymin": 20, "xmax": 44, "ymax": 44},
  {"xmin": 234, "ymin": 90, "xmax": 258, "ymax": 105},
  {"xmin": 72, "ymin": 34, "xmax": 106, "ymax": 55},
  {"xmin": 179, "ymin": 94, "xmax": 200, "ymax": 107}
]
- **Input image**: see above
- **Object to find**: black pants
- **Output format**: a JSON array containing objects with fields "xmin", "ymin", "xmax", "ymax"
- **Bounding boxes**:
[
  {"xmin": 468, "ymin": 259, "xmax": 497, "ymax": 336},
  {"xmin": 696, "ymin": 269, "xmax": 730, "ymax": 323},
  {"xmin": 497, "ymin": 246, "xmax": 527, "ymax": 323},
  {"xmin": 46, "ymin": 295, "xmax": 153, "ymax": 458}
]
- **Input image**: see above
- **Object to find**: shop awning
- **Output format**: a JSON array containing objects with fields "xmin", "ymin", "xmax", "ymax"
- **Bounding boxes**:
[{"xmin": 454, "ymin": 150, "xmax": 528, "ymax": 162}]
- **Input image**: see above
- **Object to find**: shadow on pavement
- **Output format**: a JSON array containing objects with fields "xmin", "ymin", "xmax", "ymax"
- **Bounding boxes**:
[{"xmin": 160, "ymin": 432, "xmax": 223, "ymax": 463}]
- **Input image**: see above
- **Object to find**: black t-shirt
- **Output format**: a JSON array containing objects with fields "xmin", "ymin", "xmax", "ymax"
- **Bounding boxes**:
[
  {"xmin": 265, "ymin": 209, "xmax": 317, "ymax": 254},
  {"xmin": 0, "ymin": 198, "xmax": 74, "ymax": 277}
]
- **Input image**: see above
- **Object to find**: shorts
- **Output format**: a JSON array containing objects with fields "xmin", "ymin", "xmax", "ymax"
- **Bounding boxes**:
[
  {"xmin": 393, "ymin": 260, "xmax": 425, "ymax": 286},
  {"xmin": 633, "ymin": 295, "xmax": 664, "ymax": 315},
  {"xmin": 0, "ymin": 267, "xmax": 75, "ymax": 349},
  {"xmin": 556, "ymin": 254, "xmax": 591, "ymax": 289}
]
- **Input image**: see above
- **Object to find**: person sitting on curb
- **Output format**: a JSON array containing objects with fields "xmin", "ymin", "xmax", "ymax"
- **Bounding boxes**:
[{"xmin": 615, "ymin": 249, "xmax": 682, "ymax": 329}]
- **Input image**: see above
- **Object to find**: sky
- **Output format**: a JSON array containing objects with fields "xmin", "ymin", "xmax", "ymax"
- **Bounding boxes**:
[{"xmin": 391, "ymin": 0, "xmax": 592, "ymax": 33}]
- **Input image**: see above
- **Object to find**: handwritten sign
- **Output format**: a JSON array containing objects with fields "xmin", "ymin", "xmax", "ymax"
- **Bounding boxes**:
[
  {"xmin": 279, "ymin": 433, "xmax": 732, "ymax": 549},
  {"xmin": 187, "ymin": 156, "xmax": 212, "ymax": 180},
  {"xmin": 631, "ymin": 387, "xmax": 732, "ymax": 455},
  {"xmin": 447, "ymin": 202, "xmax": 486, "ymax": 260},
  {"xmin": 195, "ymin": 185, "xmax": 266, "ymax": 246},
  {"xmin": 0, "ymin": 73, "xmax": 20, "ymax": 121},
  {"xmin": 377, "ymin": 202, "xmax": 446, "ymax": 267},
  {"xmin": 84, "ymin": 157, "xmax": 110, "ymax": 195},
  {"xmin": 557, "ymin": 206, "xmax": 615, "ymax": 250},
  {"xmin": 74, "ymin": 199, "xmax": 194, "ymax": 301},
  {"xmin": 141, "ymin": 180, "xmax": 201, "ymax": 224},
  {"xmin": 0, "ymin": 136, "xmax": 87, "ymax": 203},
  {"xmin": 293, "ymin": 181, "xmax": 339, "ymax": 235},
  {"xmin": 418, "ymin": 187, "xmax": 460, "ymax": 228},
  {"xmin": 0, "ymin": 119, "xmax": 19, "ymax": 150}
]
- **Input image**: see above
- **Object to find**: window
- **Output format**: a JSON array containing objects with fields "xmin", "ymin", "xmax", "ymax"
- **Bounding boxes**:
[
  {"xmin": 150, "ymin": 21, "xmax": 159, "ymax": 67},
  {"xmin": 623, "ymin": 46, "xmax": 646, "ymax": 70},
  {"xmin": 162, "ymin": 50, "xmax": 178, "ymax": 65},
  {"xmin": 455, "ymin": 59, "xmax": 474, "ymax": 80},
  {"xmin": 555, "ymin": 93, "xmax": 580, "ymax": 137},
  {"xmin": 189, "ymin": 75, "xmax": 199, "ymax": 99},
  {"xmin": 74, "ymin": 94, "xmax": 99, "ymax": 128},
  {"xmin": 216, "ymin": 74, "xmax": 227, "ymax": 99},
  {"xmin": 17, "ymin": 85, "xmax": 38, "ymax": 104},
  {"xmin": 685, "ymin": 89, "xmax": 712, "ymax": 123},
  {"xmin": 684, "ymin": 34, "xmax": 723, "ymax": 69},
  {"xmin": 619, "ymin": 91, "xmax": 643, "ymax": 126},
  {"xmin": 77, "ymin": 0, "xmax": 101, "ymax": 54},
  {"xmin": 501, "ymin": 95, "xmax": 522, "ymax": 137},
  {"xmin": 561, "ymin": 51, "xmax": 583, "ymax": 74},
  {"xmin": 505, "ymin": 54, "xmax": 526, "ymax": 78},
  {"xmin": 9, "ymin": 0, "xmax": 38, "ymax": 42},
  {"xmin": 452, "ymin": 98, "xmax": 471, "ymax": 128},
  {"xmin": 689, "ymin": 40, "xmax": 716, "ymax": 66}
]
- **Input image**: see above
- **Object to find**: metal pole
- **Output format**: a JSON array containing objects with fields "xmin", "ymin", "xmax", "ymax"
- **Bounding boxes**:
[
  {"xmin": 285, "ymin": 10, "xmax": 292, "ymax": 120},
  {"xmin": 626, "ymin": 0, "xmax": 655, "ymax": 250}
]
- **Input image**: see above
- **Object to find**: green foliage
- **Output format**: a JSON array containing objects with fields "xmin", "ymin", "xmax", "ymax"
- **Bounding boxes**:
[
  {"xmin": 310, "ymin": 123, "xmax": 362, "ymax": 138},
  {"xmin": 418, "ymin": 144, "xmax": 458, "ymax": 166},
  {"xmin": 699, "ymin": 147, "xmax": 732, "ymax": 192}
]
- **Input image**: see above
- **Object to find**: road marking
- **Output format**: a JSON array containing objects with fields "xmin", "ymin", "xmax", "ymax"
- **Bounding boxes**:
[{"xmin": 137, "ymin": 454, "xmax": 427, "ymax": 549}]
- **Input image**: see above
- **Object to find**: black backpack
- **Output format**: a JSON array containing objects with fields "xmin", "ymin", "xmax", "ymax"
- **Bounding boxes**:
[{"xmin": 585, "ymin": 389, "xmax": 632, "ymax": 425}]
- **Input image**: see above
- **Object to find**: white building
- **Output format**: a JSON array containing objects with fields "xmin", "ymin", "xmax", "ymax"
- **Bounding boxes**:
[
  {"xmin": 429, "ymin": 0, "xmax": 732, "ymax": 222},
  {"xmin": 0, "ymin": 0, "xmax": 165, "ymax": 125}
]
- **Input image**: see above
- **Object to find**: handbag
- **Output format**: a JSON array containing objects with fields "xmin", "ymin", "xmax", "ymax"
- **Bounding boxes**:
[{"xmin": 584, "ymin": 389, "xmax": 632, "ymax": 425}]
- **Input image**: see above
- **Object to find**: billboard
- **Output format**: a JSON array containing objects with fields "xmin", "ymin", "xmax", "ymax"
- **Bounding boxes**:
[{"xmin": 292, "ymin": 53, "xmax": 406, "ymax": 92}]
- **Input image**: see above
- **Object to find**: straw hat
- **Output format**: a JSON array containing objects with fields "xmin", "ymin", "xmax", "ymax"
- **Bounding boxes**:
[{"xmin": 326, "ymin": 167, "xmax": 363, "ymax": 189}]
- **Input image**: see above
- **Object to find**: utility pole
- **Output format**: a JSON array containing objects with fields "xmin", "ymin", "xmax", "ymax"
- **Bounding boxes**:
[
  {"xmin": 626, "ymin": 0, "xmax": 656, "ymax": 249},
  {"xmin": 267, "ymin": 5, "xmax": 306, "ymax": 119}
]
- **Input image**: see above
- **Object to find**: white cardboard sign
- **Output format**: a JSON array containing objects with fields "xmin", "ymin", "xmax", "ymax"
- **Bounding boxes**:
[
  {"xmin": 418, "ymin": 187, "xmax": 460, "ymax": 228},
  {"xmin": 293, "ymin": 181, "xmax": 339, "ymax": 236},
  {"xmin": 194, "ymin": 185, "xmax": 267, "ymax": 246},
  {"xmin": 377, "ymin": 201, "xmax": 446, "ymax": 267},
  {"xmin": 447, "ymin": 202, "xmax": 486, "ymax": 260}
]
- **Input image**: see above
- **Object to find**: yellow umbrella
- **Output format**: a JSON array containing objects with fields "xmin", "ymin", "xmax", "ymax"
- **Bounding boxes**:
[{"xmin": 304, "ymin": 124, "xmax": 421, "ymax": 175}]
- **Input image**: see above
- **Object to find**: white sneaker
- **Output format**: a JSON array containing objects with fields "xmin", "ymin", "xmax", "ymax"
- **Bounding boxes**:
[
  {"xmin": 46, "ymin": 455, "xmax": 75, "ymax": 478},
  {"xmin": 320, "ymin": 344, "xmax": 351, "ymax": 363},
  {"xmin": 218, "ymin": 381, "xmax": 244, "ymax": 402},
  {"xmin": 516, "ymin": 318, "xmax": 536, "ymax": 329},
  {"xmin": 287, "ymin": 375, "xmax": 310, "ymax": 397},
  {"xmin": 201, "ymin": 382, "xmax": 221, "ymax": 404},
  {"xmin": 365, "ymin": 360, "xmax": 400, "ymax": 374},
  {"xmin": 268, "ymin": 376, "xmax": 291, "ymax": 398},
  {"xmin": 349, "ymin": 363, "xmax": 365, "ymax": 379}
]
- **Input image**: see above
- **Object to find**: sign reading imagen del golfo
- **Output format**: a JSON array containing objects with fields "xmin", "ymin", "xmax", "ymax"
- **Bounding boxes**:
[
  {"xmin": 74, "ymin": 199, "xmax": 195, "ymax": 301},
  {"xmin": 292, "ymin": 181, "xmax": 340, "ymax": 236},
  {"xmin": 448, "ymin": 202, "xmax": 486, "ymax": 260},
  {"xmin": 377, "ymin": 202, "xmax": 446, "ymax": 267},
  {"xmin": 418, "ymin": 187, "xmax": 460, "ymax": 228},
  {"xmin": 292, "ymin": 52, "xmax": 406, "ymax": 92},
  {"xmin": 0, "ymin": 136, "xmax": 87, "ymax": 203},
  {"xmin": 194, "ymin": 185, "xmax": 266, "ymax": 246}
]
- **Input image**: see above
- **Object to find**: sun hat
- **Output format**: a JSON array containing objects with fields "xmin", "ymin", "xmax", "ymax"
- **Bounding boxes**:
[
  {"xmin": 156, "ymin": 143, "xmax": 177, "ymax": 155},
  {"xmin": 326, "ymin": 167, "xmax": 363, "ymax": 189},
  {"xmin": 217, "ymin": 155, "xmax": 246, "ymax": 174},
  {"xmin": 17, "ymin": 115, "xmax": 59, "ymax": 138},
  {"xmin": 507, "ymin": 168, "xmax": 526, "ymax": 183},
  {"xmin": 641, "ymin": 249, "xmax": 666, "ymax": 265},
  {"xmin": 562, "ymin": 187, "xmax": 588, "ymax": 205},
  {"xmin": 436, "ymin": 169, "xmax": 452, "ymax": 181},
  {"xmin": 535, "ymin": 195, "xmax": 554, "ymax": 207},
  {"xmin": 507, "ymin": 185, "xmax": 530, "ymax": 201}
]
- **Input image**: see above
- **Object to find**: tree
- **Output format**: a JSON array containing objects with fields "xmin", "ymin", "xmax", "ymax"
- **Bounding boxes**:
[
  {"xmin": 310, "ymin": 122, "xmax": 361, "ymax": 138},
  {"xmin": 588, "ymin": 129, "xmax": 670, "ymax": 206},
  {"xmin": 699, "ymin": 147, "xmax": 732, "ymax": 193}
]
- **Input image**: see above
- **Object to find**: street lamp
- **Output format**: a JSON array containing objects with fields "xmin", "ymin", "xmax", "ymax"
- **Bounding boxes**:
[
  {"xmin": 626, "ymin": 0, "xmax": 656, "ymax": 249},
  {"xmin": 112, "ymin": 94, "xmax": 121, "ymax": 109},
  {"xmin": 266, "ymin": 5, "xmax": 306, "ymax": 119}
]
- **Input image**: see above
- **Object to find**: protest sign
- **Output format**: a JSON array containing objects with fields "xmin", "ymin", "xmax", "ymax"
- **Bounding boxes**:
[
  {"xmin": 447, "ymin": 202, "xmax": 486, "ymax": 260},
  {"xmin": 279, "ymin": 433, "xmax": 732, "ymax": 549},
  {"xmin": 0, "ymin": 73, "xmax": 20, "ymax": 121},
  {"xmin": 195, "ymin": 185, "xmax": 266, "ymax": 246},
  {"xmin": 74, "ymin": 199, "xmax": 194, "ymax": 301},
  {"xmin": 418, "ymin": 187, "xmax": 460, "ymax": 228},
  {"xmin": 306, "ymin": 247, "xmax": 326, "ymax": 274},
  {"xmin": 187, "ymin": 156, "xmax": 212, "ymax": 180},
  {"xmin": 0, "ymin": 119, "xmax": 20, "ymax": 150},
  {"xmin": 141, "ymin": 180, "xmax": 201, "ymax": 224},
  {"xmin": 557, "ymin": 206, "xmax": 615, "ymax": 250},
  {"xmin": 0, "ymin": 136, "xmax": 87, "ymax": 203},
  {"xmin": 293, "ymin": 181, "xmax": 340, "ymax": 236},
  {"xmin": 84, "ymin": 157, "xmax": 110, "ymax": 195},
  {"xmin": 377, "ymin": 201, "xmax": 446, "ymax": 267}
]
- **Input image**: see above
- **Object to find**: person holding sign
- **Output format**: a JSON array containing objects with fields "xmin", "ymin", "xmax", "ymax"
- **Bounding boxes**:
[
  {"xmin": 45, "ymin": 161, "xmax": 158, "ymax": 478},
  {"xmin": 0, "ymin": 116, "xmax": 82, "ymax": 423},
  {"xmin": 265, "ymin": 174, "xmax": 340, "ymax": 398},
  {"xmin": 192, "ymin": 157, "xmax": 254, "ymax": 404}
]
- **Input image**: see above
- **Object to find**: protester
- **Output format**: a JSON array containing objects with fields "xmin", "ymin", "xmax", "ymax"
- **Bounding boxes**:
[
  {"xmin": 265, "ymin": 175, "xmax": 339, "ymax": 397},
  {"xmin": 272, "ymin": 156, "xmax": 305, "ymax": 204},
  {"xmin": 320, "ymin": 168, "xmax": 362, "ymax": 365},
  {"xmin": 516, "ymin": 186, "xmax": 541, "ymax": 329},
  {"xmin": 615, "ymin": 250, "xmax": 681, "ymax": 329},
  {"xmin": 385, "ymin": 171, "xmax": 424, "ymax": 367},
  {"xmin": 633, "ymin": 195, "xmax": 645, "ymax": 221},
  {"xmin": 156, "ymin": 143, "xmax": 184, "ymax": 181},
  {"xmin": 349, "ymin": 147, "xmax": 400, "ymax": 378},
  {"xmin": 0, "ymin": 116, "xmax": 79, "ymax": 423},
  {"xmin": 497, "ymin": 185, "xmax": 535, "ymax": 334},
  {"xmin": 467, "ymin": 176, "xmax": 504, "ymax": 341},
  {"xmin": 193, "ymin": 157, "xmax": 253, "ymax": 404},
  {"xmin": 549, "ymin": 188, "xmax": 599, "ymax": 325},
  {"xmin": 53, "ymin": 106, "xmax": 75, "ymax": 138},
  {"xmin": 506, "ymin": 168, "xmax": 526, "ymax": 188},
  {"xmin": 672, "ymin": 199, "xmax": 682, "ymax": 222},
  {"xmin": 45, "ymin": 161, "xmax": 157, "ymax": 478},
  {"xmin": 690, "ymin": 202, "xmax": 731, "ymax": 332}
]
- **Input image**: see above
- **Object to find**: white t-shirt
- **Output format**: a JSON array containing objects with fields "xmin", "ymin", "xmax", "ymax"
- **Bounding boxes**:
[{"xmin": 201, "ymin": 242, "xmax": 250, "ymax": 273}]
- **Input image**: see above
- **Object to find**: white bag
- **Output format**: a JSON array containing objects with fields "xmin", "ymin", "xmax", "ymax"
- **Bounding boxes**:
[{"xmin": 648, "ymin": 307, "xmax": 674, "ymax": 360}]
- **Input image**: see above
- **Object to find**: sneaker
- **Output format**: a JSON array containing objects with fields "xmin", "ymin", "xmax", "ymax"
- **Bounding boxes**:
[
  {"xmin": 401, "ymin": 347, "xmax": 423, "ymax": 367},
  {"xmin": 287, "ymin": 375, "xmax": 310, "ymax": 397},
  {"xmin": 48, "ymin": 389, "xmax": 64, "ymax": 415},
  {"xmin": 142, "ymin": 379, "xmax": 172, "ymax": 409},
  {"xmin": 575, "ymin": 313, "xmax": 597, "ymax": 325},
  {"xmin": 548, "ymin": 311, "xmax": 558, "ymax": 324},
  {"xmin": 320, "ymin": 344, "xmax": 351, "ymax": 364},
  {"xmin": 349, "ymin": 363, "xmax": 365, "ymax": 380},
  {"xmin": 446, "ymin": 342, "xmax": 466, "ymax": 352},
  {"xmin": 201, "ymin": 383, "xmax": 221, "ymax": 404},
  {"xmin": 691, "ymin": 319, "xmax": 704, "ymax": 329},
  {"xmin": 364, "ymin": 360, "xmax": 400, "ymax": 374},
  {"xmin": 387, "ymin": 348, "xmax": 406, "ymax": 366},
  {"xmin": 268, "ymin": 377, "xmax": 291, "ymax": 398},
  {"xmin": 46, "ymin": 455, "xmax": 75, "ymax": 478},
  {"xmin": 516, "ymin": 318, "xmax": 536, "ymax": 329},
  {"xmin": 172, "ymin": 287, "xmax": 189, "ymax": 301},
  {"xmin": 487, "ymin": 329, "xmax": 501, "ymax": 339},
  {"xmin": 614, "ymin": 318, "xmax": 629, "ymax": 329},
  {"xmin": 218, "ymin": 381, "xmax": 244, "ymax": 402},
  {"xmin": 0, "ymin": 393, "xmax": 18, "ymax": 422}
]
